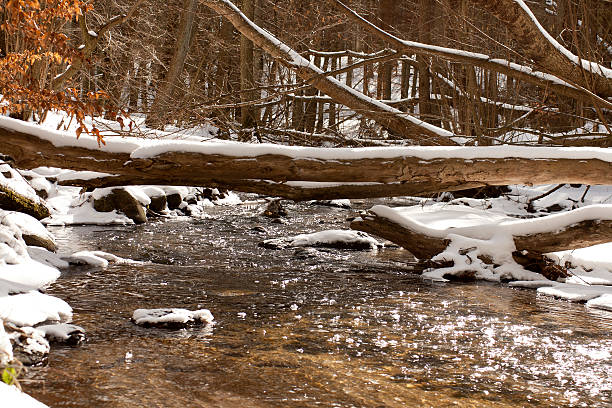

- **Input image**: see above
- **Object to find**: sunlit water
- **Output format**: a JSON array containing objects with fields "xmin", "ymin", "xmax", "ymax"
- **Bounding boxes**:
[{"xmin": 23, "ymin": 201, "xmax": 612, "ymax": 407}]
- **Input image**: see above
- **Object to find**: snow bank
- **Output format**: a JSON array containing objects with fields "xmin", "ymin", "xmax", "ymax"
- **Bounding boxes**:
[
  {"xmin": 586, "ymin": 294, "xmax": 612, "ymax": 311},
  {"xmin": 537, "ymin": 283, "xmax": 612, "ymax": 302},
  {"xmin": 0, "ymin": 291, "xmax": 72, "ymax": 327},
  {"xmin": 1, "ymin": 213, "xmax": 60, "ymax": 294},
  {"xmin": 0, "ymin": 382, "xmax": 49, "ymax": 408}
]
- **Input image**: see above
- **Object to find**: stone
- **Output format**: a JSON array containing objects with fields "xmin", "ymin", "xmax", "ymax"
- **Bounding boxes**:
[
  {"xmin": 93, "ymin": 188, "xmax": 147, "ymax": 224},
  {"xmin": 166, "ymin": 193, "xmax": 183, "ymax": 210},
  {"xmin": 263, "ymin": 199, "xmax": 287, "ymax": 218},
  {"xmin": 22, "ymin": 234, "xmax": 57, "ymax": 252},
  {"xmin": 149, "ymin": 195, "xmax": 167, "ymax": 213}
]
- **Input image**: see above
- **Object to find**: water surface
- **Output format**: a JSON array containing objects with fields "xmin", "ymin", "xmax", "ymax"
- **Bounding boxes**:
[{"xmin": 24, "ymin": 201, "xmax": 612, "ymax": 407}]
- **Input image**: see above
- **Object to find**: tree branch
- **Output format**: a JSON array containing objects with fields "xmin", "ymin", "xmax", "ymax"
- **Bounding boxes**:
[{"xmin": 333, "ymin": 0, "xmax": 612, "ymax": 110}]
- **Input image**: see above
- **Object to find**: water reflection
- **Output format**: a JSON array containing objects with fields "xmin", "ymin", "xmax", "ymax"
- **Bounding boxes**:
[{"xmin": 24, "ymin": 202, "xmax": 612, "ymax": 407}]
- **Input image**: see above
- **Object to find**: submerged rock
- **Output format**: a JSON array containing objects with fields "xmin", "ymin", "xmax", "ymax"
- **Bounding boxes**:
[{"xmin": 131, "ymin": 308, "xmax": 214, "ymax": 329}]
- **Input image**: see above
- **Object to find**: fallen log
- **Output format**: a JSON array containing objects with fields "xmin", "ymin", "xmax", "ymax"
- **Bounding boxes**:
[
  {"xmin": 351, "ymin": 205, "xmax": 612, "ymax": 259},
  {"xmin": 2, "ymin": 118, "xmax": 612, "ymax": 200}
]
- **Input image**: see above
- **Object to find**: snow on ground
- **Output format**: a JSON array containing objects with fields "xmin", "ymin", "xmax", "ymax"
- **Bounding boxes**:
[
  {"xmin": 262, "ymin": 230, "xmax": 381, "ymax": 250},
  {"xmin": 0, "ymin": 382, "xmax": 50, "ymax": 408},
  {"xmin": 42, "ymin": 185, "xmax": 134, "ymax": 226},
  {"xmin": 0, "ymin": 291, "xmax": 72, "ymax": 327},
  {"xmin": 132, "ymin": 308, "xmax": 214, "ymax": 327}
]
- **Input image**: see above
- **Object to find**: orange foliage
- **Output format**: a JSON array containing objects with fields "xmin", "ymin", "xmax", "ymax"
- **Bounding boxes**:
[{"xmin": 0, "ymin": 0, "xmax": 108, "ymax": 145}]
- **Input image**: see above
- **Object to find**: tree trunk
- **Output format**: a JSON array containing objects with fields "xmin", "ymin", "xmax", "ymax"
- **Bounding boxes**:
[
  {"xmin": 351, "ymin": 208, "xmax": 612, "ymax": 258},
  {"xmin": 2, "ymin": 121, "xmax": 611, "ymax": 200},
  {"xmin": 147, "ymin": 0, "xmax": 198, "ymax": 129},
  {"xmin": 240, "ymin": 0, "xmax": 257, "ymax": 132}
]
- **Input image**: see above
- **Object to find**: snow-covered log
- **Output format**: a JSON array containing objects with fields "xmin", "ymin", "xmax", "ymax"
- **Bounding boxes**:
[
  {"xmin": 1, "ymin": 118, "xmax": 612, "ymax": 200},
  {"xmin": 351, "ymin": 205, "xmax": 612, "ymax": 258}
]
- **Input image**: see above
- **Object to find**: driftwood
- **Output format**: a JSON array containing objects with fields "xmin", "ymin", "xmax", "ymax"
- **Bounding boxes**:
[
  {"xmin": 351, "ymin": 211, "xmax": 612, "ymax": 259},
  {"xmin": 2, "ymin": 123, "xmax": 612, "ymax": 201}
]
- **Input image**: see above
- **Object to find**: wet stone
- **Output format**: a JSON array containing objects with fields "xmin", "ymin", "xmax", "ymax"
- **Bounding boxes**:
[
  {"xmin": 263, "ymin": 199, "xmax": 287, "ymax": 218},
  {"xmin": 149, "ymin": 195, "xmax": 167, "ymax": 213}
]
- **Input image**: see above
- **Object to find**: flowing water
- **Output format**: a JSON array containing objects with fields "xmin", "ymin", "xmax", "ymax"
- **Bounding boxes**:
[{"xmin": 23, "ymin": 201, "xmax": 612, "ymax": 407}]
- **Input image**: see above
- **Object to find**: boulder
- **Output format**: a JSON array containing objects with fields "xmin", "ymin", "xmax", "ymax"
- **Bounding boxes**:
[
  {"xmin": 93, "ymin": 188, "xmax": 147, "ymax": 224},
  {"xmin": 166, "ymin": 193, "xmax": 183, "ymax": 210},
  {"xmin": 0, "ymin": 163, "xmax": 51, "ymax": 220},
  {"xmin": 1, "ymin": 211, "xmax": 57, "ymax": 252},
  {"xmin": 149, "ymin": 195, "xmax": 167, "ymax": 213}
]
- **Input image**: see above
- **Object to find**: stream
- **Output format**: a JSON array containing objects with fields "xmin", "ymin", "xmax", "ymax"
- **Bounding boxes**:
[{"xmin": 23, "ymin": 200, "xmax": 612, "ymax": 407}]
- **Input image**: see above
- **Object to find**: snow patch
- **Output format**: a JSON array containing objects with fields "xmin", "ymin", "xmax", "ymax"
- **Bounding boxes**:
[{"xmin": 132, "ymin": 308, "xmax": 214, "ymax": 327}]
